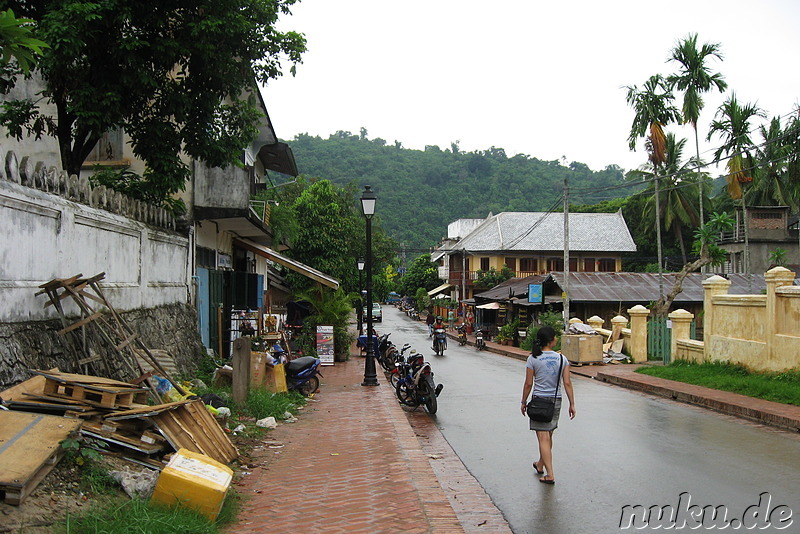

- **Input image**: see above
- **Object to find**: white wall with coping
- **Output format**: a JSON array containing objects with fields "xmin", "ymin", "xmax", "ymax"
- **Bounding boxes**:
[{"xmin": 1, "ymin": 156, "xmax": 189, "ymax": 322}]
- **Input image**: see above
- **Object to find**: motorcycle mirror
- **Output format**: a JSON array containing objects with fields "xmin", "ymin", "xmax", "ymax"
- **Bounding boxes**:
[
  {"xmin": 410, "ymin": 350, "xmax": 417, "ymax": 354},
  {"xmin": 402, "ymin": 343, "xmax": 411, "ymax": 350}
]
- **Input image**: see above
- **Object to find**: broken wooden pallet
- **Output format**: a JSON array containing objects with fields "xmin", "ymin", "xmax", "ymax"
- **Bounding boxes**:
[
  {"xmin": 33, "ymin": 370, "xmax": 148, "ymax": 409},
  {"xmin": 0, "ymin": 411, "xmax": 82, "ymax": 505}
]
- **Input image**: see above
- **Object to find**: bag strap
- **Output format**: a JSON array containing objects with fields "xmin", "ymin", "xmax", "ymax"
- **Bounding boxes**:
[{"xmin": 552, "ymin": 355, "xmax": 564, "ymax": 400}]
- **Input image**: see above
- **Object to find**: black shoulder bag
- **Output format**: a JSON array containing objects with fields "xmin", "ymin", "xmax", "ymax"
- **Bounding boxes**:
[{"xmin": 526, "ymin": 356, "xmax": 564, "ymax": 423}]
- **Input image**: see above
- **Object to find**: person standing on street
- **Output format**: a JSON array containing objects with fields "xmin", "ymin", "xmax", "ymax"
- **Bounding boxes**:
[
  {"xmin": 520, "ymin": 326, "xmax": 575, "ymax": 484},
  {"xmin": 447, "ymin": 309, "xmax": 455, "ymax": 330}
]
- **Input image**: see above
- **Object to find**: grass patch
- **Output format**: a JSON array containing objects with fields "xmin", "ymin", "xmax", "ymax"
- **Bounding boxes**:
[
  {"xmin": 62, "ymin": 493, "xmax": 238, "ymax": 534},
  {"xmin": 237, "ymin": 388, "xmax": 306, "ymax": 420},
  {"xmin": 636, "ymin": 360, "xmax": 800, "ymax": 405}
]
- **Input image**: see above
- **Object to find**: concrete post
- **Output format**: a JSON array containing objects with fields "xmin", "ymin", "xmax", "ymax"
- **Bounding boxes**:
[
  {"xmin": 587, "ymin": 316, "xmax": 604, "ymax": 331},
  {"xmin": 668, "ymin": 309, "xmax": 694, "ymax": 361},
  {"xmin": 568, "ymin": 317, "xmax": 583, "ymax": 324},
  {"xmin": 232, "ymin": 336, "xmax": 252, "ymax": 404},
  {"xmin": 627, "ymin": 305, "xmax": 650, "ymax": 363},
  {"xmin": 611, "ymin": 315, "xmax": 627, "ymax": 339},
  {"xmin": 765, "ymin": 267, "xmax": 796, "ymax": 364},
  {"xmin": 702, "ymin": 275, "xmax": 731, "ymax": 361}
]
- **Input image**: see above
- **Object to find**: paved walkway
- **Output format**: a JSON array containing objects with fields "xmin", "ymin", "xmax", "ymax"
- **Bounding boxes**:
[
  {"xmin": 228, "ymin": 340, "xmax": 511, "ymax": 534},
  {"xmin": 228, "ymin": 327, "xmax": 800, "ymax": 533}
]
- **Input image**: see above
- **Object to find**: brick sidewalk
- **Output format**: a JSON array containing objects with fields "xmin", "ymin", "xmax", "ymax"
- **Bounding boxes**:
[{"xmin": 228, "ymin": 346, "xmax": 511, "ymax": 534}]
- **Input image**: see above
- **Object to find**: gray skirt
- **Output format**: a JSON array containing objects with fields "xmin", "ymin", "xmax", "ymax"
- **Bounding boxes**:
[{"xmin": 529, "ymin": 397, "xmax": 562, "ymax": 432}]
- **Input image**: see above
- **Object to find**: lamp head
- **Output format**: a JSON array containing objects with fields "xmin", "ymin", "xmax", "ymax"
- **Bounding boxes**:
[
  {"xmin": 357, "ymin": 257, "xmax": 365, "ymax": 271},
  {"xmin": 360, "ymin": 185, "xmax": 376, "ymax": 218}
]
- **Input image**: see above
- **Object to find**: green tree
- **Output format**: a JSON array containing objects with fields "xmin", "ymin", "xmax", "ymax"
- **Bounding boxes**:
[
  {"xmin": 626, "ymin": 74, "xmax": 681, "ymax": 301},
  {"xmin": 0, "ymin": 8, "xmax": 47, "ymax": 75},
  {"xmin": 0, "ymin": 0, "xmax": 305, "ymax": 206},
  {"xmin": 629, "ymin": 133, "xmax": 700, "ymax": 263},
  {"xmin": 397, "ymin": 254, "xmax": 440, "ymax": 298},
  {"xmin": 707, "ymin": 94, "xmax": 765, "ymax": 276},
  {"xmin": 667, "ymin": 33, "xmax": 727, "ymax": 225}
]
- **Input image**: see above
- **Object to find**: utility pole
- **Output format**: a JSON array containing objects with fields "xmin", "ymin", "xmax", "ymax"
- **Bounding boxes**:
[{"xmin": 563, "ymin": 176, "xmax": 570, "ymax": 329}]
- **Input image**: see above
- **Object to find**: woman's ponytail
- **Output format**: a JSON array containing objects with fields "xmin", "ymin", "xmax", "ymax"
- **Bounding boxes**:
[{"xmin": 531, "ymin": 325, "xmax": 557, "ymax": 358}]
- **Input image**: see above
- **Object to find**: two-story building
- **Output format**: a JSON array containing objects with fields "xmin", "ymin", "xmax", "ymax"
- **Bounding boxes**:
[
  {"xmin": 432, "ymin": 211, "xmax": 637, "ymax": 302},
  {"xmin": 716, "ymin": 206, "xmax": 800, "ymax": 274}
]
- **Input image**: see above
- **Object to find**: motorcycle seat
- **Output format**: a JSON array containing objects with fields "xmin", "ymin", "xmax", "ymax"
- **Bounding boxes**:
[{"xmin": 286, "ymin": 356, "xmax": 319, "ymax": 374}]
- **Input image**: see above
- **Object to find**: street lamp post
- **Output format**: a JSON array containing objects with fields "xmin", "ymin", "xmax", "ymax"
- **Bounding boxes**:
[
  {"xmin": 357, "ymin": 257, "xmax": 365, "ymax": 336},
  {"xmin": 360, "ymin": 185, "xmax": 379, "ymax": 387}
]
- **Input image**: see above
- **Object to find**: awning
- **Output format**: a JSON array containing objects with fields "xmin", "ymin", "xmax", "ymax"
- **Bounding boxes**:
[
  {"xmin": 427, "ymin": 283, "xmax": 452, "ymax": 296},
  {"xmin": 476, "ymin": 302, "xmax": 501, "ymax": 310},
  {"xmin": 233, "ymin": 238, "xmax": 339, "ymax": 289}
]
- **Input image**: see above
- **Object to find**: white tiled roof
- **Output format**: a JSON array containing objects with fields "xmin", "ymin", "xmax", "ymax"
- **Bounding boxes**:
[{"xmin": 454, "ymin": 211, "xmax": 636, "ymax": 253}]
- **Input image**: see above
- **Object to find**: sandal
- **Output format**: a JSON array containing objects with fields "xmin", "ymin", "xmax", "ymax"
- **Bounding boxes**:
[
  {"xmin": 539, "ymin": 476, "xmax": 555, "ymax": 485},
  {"xmin": 532, "ymin": 462, "xmax": 543, "ymax": 475}
]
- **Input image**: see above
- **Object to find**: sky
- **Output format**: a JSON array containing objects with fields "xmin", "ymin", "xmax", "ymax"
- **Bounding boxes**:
[{"xmin": 263, "ymin": 0, "xmax": 800, "ymax": 175}]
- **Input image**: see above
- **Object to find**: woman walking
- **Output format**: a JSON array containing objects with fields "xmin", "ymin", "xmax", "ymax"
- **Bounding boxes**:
[{"xmin": 520, "ymin": 325, "xmax": 575, "ymax": 484}]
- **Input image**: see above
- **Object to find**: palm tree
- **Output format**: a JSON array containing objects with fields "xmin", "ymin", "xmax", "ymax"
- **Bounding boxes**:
[
  {"xmin": 667, "ymin": 33, "xmax": 728, "ymax": 225},
  {"xmin": 629, "ymin": 133, "xmax": 701, "ymax": 263},
  {"xmin": 626, "ymin": 74, "xmax": 681, "ymax": 300},
  {"xmin": 750, "ymin": 116, "xmax": 795, "ymax": 207},
  {"xmin": 707, "ymin": 94, "xmax": 766, "ymax": 277}
]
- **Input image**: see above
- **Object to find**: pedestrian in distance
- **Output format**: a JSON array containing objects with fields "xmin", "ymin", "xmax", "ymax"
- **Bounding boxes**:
[
  {"xmin": 447, "ymin": 309, "xmax": 455, "ymax": 330},
  {"xmin": 426, "ymin": 312, "xmax": 435, "ymax": 338},
  {"xmin": 520, "ymin": 325, "xmax": 575, "ymax": 485}
]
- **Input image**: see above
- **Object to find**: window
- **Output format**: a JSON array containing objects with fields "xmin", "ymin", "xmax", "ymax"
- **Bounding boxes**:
[
  {"xmin": 480, "ymin": 257, "xmax": 490, "ymax": 271},
  {"xmin": 569, "ymin": 258, "xmax": 578, "ymax": 271},
  {"xmin": 197, "ymin": 247, "xmax": 216, "ymax": 269},
  {"xmin": 598, "ymin": 258, "xmax": 616, "ymax": 272},
  {"xmin": 547, "ymin": 257, "xmax": 563, "ymax": 271},
  {"xmin": 505, "ymin": 257, "xmax": 516, "ymax": 271},
  {"xmin": 583, "ymin": 258, "xmax": 596, "ymax": 272},
  {"xmin": 520, "ymin": 258, "xmax": 537, "ymax": 272},
  {"xmin": 85, "ymin": 129, "xmax": 125, "ymax": 164}
]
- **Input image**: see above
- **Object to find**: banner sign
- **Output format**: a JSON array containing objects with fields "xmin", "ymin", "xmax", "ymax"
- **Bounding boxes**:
[
  {"xmin": 316, "ymin": 325, "xmax": 335, "ymax": 365},
  {"xmin": 528, "ymin": 284, "xmax": 543, "ymax": 303}
]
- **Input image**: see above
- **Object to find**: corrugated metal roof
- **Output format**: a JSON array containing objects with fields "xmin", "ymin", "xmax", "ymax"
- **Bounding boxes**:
[
  {"xmin": 455, "ymin": 211, "xmax": 636, "ymax": 253},
  {"xmin": 547, "ymin": 272, "xmax": 773, "ymax": 302},
  {"xmin": 474, "ymin": 275, "xmax": 547, "ymax": 300}
]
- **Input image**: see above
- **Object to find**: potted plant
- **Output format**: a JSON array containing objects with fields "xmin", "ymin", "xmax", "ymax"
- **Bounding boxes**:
[{"xmin": 497, "ymin": 320, "xmax": 518, "ymax": 345}]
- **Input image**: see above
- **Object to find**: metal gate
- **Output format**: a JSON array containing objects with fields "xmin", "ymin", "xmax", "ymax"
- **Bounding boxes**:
[
  {"xmin": 648, "ymin": 316, "xmax": 671, "ymax": 364},
  {"xmin": 647, "ymin": 316, "xmax": 697, "ymax": 364}
]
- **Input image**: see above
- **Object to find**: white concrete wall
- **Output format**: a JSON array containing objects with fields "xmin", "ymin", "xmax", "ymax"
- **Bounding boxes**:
[{"xmin": 1, "ymin": 150, "xmax": 189, "ymax": 322}]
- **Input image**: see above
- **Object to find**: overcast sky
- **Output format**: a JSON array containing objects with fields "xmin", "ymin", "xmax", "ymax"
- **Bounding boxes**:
[{"xmin": 263, "ymin": 0, "xmax": 800, "ymax": 175}]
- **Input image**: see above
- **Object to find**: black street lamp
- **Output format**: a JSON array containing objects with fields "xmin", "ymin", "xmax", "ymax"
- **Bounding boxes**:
[
  {"xmin": 357, "ymin": 257, "xmax": 365, "ymax": 336},
  {"xmin": 360, "ymin": 185, "xmax": 379, "ymax": 387}
]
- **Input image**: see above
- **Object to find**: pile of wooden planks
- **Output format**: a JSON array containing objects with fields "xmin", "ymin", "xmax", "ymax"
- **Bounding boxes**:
[{"xmin": 0, "ymin": 370, "xmax": 237, "ymax": 505}]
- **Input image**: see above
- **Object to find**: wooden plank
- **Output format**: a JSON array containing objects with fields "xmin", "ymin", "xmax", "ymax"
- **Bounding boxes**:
[
  {"xmin": 0, "ymin": 411, "xmax": 82, "ymax": 505},
  {"xmin": 35, "ymin": 274, "xmax": 82, "ymax": 294},
  {"xmin": 115, "ymin": 333, "xmax": 139, "ymax": 351},
  {"xmin": 104, "ymin": 400, "xmax": 192, "ymax": 420},
  {"xmin": 58, "ymin": 311, "xmax": 105, "ymax": 334},
  {"xmin": 31, "ymin": 370, "xmax": 143, "ymax": 390},
  {"xmin": 0, "ymin": 368, "xmax": 59, "ymax": 402},
  {"xmin": 152, "ymin": 400, "xmax": 237, "ymax": 464}
]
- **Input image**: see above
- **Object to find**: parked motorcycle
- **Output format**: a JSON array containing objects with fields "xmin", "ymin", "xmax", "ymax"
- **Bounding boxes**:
[
  {"xmin": 284, "ymin": 356, "xmax": 322, "ymax": 396},
  {"xmin": 376, "ymin": 333, "xmax": 399, "ymax": 373},
  {"xmin": 475, "ymin": 329, "xmax": 486, "ymax": 351},
  {"xmin": 456, "ymin": 325, "xmax": 467, "ymax": 346},
  {"xmin": 388, "ymin": 343, "xmax": 414, "ymax": 387},
  {"xmin": 394, "ymin": 353, "xmax": 443, "ymax": 414},
  {"xmin": 432, "ymin": 326, "xmax": 447, "ymax": 356}
]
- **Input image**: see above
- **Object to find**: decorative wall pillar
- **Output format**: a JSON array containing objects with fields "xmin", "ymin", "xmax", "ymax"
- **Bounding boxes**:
[
  {"xmin": 587, "ymin": 316, "xmax": 604, "ymax": 331},
  {"xmin": 765, "ymin": 267, "xmax": 796, "ymax": 363},
  {"xmin": 627, "ymin": 305, "xmax": 650, "ymax": 363},
  {"xmin": 702, "ymin": 275, "xmax": 731, "ymax": 361},
  {"xmin": 668, "ymin": 309, "xmax": 694, "ymax": 360}
]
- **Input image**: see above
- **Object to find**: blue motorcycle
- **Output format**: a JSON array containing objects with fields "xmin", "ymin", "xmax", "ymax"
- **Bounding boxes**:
[{"xmin": 285, "ymin": 356, "xmax": 322, "ymax": 396}]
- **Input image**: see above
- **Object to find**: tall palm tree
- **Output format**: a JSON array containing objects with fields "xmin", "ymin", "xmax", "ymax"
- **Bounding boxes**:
[
  {"xmin": 630, "ymin": 133, "xmax": 701, "ymax": 263},
  {"xmin": 668, "ymin": 33, "xmax": 728, "ymax": 225},
  {"xmin": 750, "ymin": 116, "xmax": 795, "ymax": 207},
  {"xmin": 707, "ymin": 94, "xmax": 766, "ymax": 277},
  {"xmin": 626, "ymin": 74, "xmax": 681, "ymax": 300}
]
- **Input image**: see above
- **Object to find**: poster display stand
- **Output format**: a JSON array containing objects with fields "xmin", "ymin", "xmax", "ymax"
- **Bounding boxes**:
[{"xmin": 316, "ymin": 325, "xmax": 335, "ymax": 366}]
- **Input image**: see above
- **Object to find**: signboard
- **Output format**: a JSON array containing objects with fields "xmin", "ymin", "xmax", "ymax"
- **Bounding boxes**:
[
  {"xmin": 528, "ymin": 284, "xmax": 543, "ymax": 303},
  {"xmin": 316, "ymin": 325, "xmax": 335, "ymax": 366}
]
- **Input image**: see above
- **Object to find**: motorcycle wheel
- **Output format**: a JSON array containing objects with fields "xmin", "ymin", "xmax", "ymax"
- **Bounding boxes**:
[
  {"xmin": 423, "ymin": 377, "xmax": 438, "ymax": 414},
  {"xmin": 395, "ymin": 381, "xmax": 415, "ymax": 406},
  {"xmin": 297, "ymin": 375, "xmax": 319, "ymax": 396}
]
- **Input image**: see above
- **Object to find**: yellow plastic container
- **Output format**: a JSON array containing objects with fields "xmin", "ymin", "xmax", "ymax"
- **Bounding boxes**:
[
  {"xmin": 264, "ymin": 362, "xmax": 288, "ymax": 393},
  {"xmin": 150, "ymin": 448, "xmax": 233, "ymax": 521}
]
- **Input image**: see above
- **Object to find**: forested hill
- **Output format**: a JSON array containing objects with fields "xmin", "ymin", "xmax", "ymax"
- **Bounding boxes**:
[{"xmin": 286, "ymin": 131, "xmax": 632, "ymax": 252}]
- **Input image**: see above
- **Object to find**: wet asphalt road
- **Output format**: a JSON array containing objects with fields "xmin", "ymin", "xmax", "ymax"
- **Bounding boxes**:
[{"xmin": 379, "ymin": 307, "xmax": 800, "ymax": 533}]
